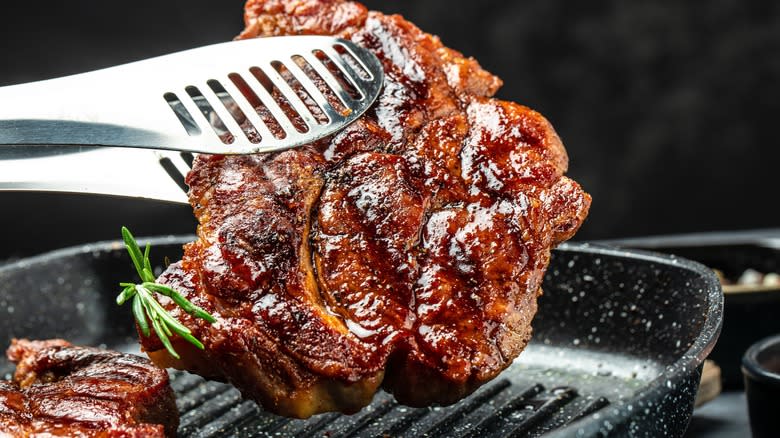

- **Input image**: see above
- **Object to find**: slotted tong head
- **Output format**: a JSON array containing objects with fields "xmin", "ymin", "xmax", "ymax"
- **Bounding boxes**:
[{"xmin": 0, "ymin": 36, "xmax": 384, "ymax": 155}]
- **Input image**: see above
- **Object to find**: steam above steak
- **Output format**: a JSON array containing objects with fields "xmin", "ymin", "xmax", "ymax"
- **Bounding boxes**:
[
  {"xmin": 0, "ymin": 339, "xmax": 178, "ymax": 437},
  {"xmin": 140, "ymin": 0, "xmax": 591, "ymax": 418}
]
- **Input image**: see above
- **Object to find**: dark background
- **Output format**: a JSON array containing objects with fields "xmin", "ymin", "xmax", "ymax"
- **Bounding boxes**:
[{"xmin": 1, "ymin": 0, "xmax": 778, "ymax": 258}]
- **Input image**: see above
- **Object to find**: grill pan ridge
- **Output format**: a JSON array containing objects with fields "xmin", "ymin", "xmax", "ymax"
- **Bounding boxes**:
[{"xmin": 0, "ymin": 239, "xmax": 722, "ymax": 437}]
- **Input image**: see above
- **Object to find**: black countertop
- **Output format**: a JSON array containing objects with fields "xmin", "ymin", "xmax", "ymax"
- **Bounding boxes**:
[{"xmin": 689, "ymin": 392, "xmax": 750, "ymax": 437}]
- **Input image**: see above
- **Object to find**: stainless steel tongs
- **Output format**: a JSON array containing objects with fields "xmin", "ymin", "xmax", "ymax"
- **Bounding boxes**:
[
  {"xmin": 0, "ymin": 36, "xmax": 383, "ymax": 155},
  {"xmin": 0, "ymin": 36, "xmax": 383, "ymax": 204}
]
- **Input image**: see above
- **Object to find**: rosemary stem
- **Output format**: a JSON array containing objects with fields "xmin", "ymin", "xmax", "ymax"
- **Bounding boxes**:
[{"xmin": 117, "ymin": 226, "xmax": 215, "ymax": 359}]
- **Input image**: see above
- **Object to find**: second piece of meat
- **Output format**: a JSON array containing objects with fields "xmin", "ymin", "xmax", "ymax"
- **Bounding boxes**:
[{"xmin": 0, "ymin": 339, "xmax": 178, "ymax": 437}]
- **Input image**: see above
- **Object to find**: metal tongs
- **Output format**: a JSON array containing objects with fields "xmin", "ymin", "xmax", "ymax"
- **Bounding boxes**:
[{"xmin": 0, "ymin": 36, "xmax": 383, "ymax": 203}]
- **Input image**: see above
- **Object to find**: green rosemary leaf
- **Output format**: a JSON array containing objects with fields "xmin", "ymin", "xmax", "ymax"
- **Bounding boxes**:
[
  {"xmin": 116, "ymin": 285, "xmax": 135, "ymax": 306},
  {"xmin": 145, "ymin": 296, "xmax": 192, "ymax": 336},
  {"xmin": 141, "ymin": 267, "xmax": 155, "ymax": 284},
  {"xmin": 141, "ymin": 282, "xmax": 176, "ymax": 296},
  {"xmin": 139, "ymin": 292, "xmax": 173, "ymax": 339},
  {"xmin": 121, "ymin": 227, "xmax": 145, "ymax": 279},
  {"xmin": 143, "ymin": 243, "xmax": 152, "ymax": 272},
  {"xmin": 175, "ymin": 330, "xmax": 205, "ymax": 351},
  {"xmin": 151, "ymin": 316, "xmax": 179, "ymax": 360},
  {"xmin": 137, "ymin": 288, "xmax": 160, "ymax": 326},
  {"xmin": 191, "ymin": 307, "xmax": 217, "ymax": 324},
  {"xmin": 142, "ymin": 283, "xmax": 216, "ymax": 324},
  {"xmin": 132, "ymin": 293, "xmax": 150, "ymax": 338}
]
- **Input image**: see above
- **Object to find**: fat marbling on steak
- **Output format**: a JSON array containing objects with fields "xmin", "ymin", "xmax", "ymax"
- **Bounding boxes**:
[
  {"xmin": 139, "ymin": 0, "xmax": 591, "ymax": 418},
  {"xmin": 0, "ymin": 339, "xmax": 178, "ymax": 437}
]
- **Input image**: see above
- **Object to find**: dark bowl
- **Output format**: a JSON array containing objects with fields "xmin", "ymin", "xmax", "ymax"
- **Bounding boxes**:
[{"xmin": 742, "ymin": 334, "xmax": 780, "ymax": 438}]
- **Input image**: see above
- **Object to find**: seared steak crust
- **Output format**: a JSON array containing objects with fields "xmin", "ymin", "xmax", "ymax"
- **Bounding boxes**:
[
  {"xmin": 0, "ymin": 339, "xmax": 178, "ymax": 437},
  {"xmin": 141, "ymin": 0, "xmax": 591, "ymax": 417}
]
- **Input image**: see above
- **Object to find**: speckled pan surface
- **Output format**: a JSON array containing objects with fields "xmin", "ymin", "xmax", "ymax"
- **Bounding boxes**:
[{"xmin": 0, "ymin": 238, "xmax": 722, "ymax": 437}]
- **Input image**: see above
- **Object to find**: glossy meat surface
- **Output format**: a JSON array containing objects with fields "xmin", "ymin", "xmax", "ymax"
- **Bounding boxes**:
[
  {"xmin": 140, "ymin": 0, "xmax": 591, "ymax": 417},
  {"xmin": 0, "ymin": 339, "xmax": 178, "ymax": 437}
]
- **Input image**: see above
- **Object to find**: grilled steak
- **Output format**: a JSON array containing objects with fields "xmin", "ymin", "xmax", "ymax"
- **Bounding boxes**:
[
  {"xmin": 140, "ymin": 0, "xmax": 591, "ymax": 418},
  {"xmin": 0, "ymin": 339, "xmax": 178, "ymax": 437}
]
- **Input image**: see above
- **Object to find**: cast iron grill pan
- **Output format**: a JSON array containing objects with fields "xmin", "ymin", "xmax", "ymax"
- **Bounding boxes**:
[{"xmin": 0, "ymin": 239, "xmax": 722, "ymax": 437}]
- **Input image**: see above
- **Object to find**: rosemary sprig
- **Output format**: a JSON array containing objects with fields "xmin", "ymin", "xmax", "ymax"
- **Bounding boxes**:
[{"xmin": 116, "ymin": 226, "xmax": 216, "ymax": 359}]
